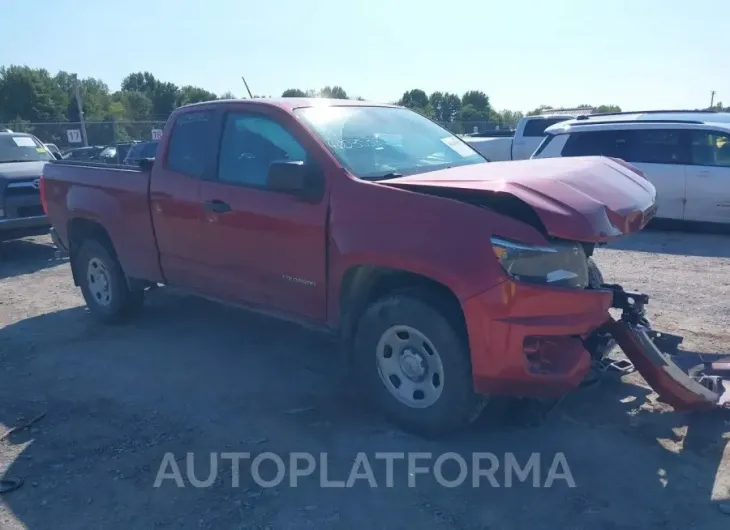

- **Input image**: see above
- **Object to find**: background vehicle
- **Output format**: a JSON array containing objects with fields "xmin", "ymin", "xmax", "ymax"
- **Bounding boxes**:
[
  {"xmin": 98, "ymin": 141, "xmax": 140, "ymax": 164},
  {"xmin": 463, "ymin": 113, "xmax": 580, "ymax": 161},
  {"xmin": 44, "ymin": 143, "xmax": 62, "ymax": 158},
  {"xmin": 43, "ymin": 98, "xmax": 658, "ymax": 436},
  {"xmin": 0, "ymin": 130, "xmax": 52, "ymax": 241},
  {"xmin": 533, "ymin": 110, "xmax": 730, "ymax": 225},
  {"xmin": 62, "ymin": 145, "xmax": 105, "ymax": 161},
  {"xmin": 122, "ymin": 140, "xmax": 158, "ymax": 165}
]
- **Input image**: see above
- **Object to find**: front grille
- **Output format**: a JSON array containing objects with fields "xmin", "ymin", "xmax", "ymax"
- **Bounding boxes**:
[{"xmin": 17, "ymin": 205, "xmax": 44, "ymax": 218}]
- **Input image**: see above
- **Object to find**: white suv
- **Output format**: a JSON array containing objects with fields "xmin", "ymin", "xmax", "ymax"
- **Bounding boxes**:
[{"xmin": 532, "ymin": 110, "xmax": 730, "ymax": 224}]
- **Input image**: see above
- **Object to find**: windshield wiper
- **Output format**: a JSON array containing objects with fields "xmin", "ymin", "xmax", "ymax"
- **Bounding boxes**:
[
  {"xmin": 0, "ymin": 159, "xmax": 35, "ymax": 164},
  {"xmin": 363, "ymin": 172, "xmax": 403, "ymax": 181}
]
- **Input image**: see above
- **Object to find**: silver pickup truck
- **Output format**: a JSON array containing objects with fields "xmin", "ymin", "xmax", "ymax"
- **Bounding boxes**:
[{"xmin": 0, "ymin": 130, "xmax": 55, "ymax": 242}]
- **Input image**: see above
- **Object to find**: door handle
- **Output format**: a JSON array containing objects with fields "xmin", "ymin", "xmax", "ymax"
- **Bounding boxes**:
[
  {"xmin": 697, "ymin": 170, "xmax": 711, "ymax": 177},
  {"xmin": 204, "ymin": 200, "xmax": 231, "ymax": 213}
]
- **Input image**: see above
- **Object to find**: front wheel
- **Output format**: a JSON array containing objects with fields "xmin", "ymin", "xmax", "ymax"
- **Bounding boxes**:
[
  {"xmin": 76, "ymin": 239, "xmax": 144, "ymax": 323},
  {"xmin": 352, "ymin": 291, "xmax": 485, "ymax": 438}
]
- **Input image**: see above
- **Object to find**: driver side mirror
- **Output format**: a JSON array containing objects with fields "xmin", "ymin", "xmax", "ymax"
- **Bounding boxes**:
[{"xmin": 267, "ymin": 161, "xmax": 323, "ymax": 200}]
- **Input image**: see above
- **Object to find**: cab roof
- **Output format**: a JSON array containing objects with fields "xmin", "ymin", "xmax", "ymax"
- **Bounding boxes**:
[{"xmin": 179, "ymin": 97, "xmax": 397, "ymax": 112}]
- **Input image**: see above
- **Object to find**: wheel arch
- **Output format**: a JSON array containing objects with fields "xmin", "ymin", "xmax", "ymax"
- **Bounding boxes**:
[
  {"xmin": 338, "ymin": 265, "xmax": 468, "ymax": 345},
  {"xmin": 67, "ymin": 218, "xmax": 118, "ymax": 287}
]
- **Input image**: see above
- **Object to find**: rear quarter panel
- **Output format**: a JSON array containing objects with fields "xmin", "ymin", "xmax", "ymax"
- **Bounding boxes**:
[{"xmin": 43, "ymin": 162, "xmax": 163, "ymax": 282}]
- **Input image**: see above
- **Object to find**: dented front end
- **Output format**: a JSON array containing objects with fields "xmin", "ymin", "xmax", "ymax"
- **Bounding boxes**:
[{"xmin": 593, "ymin": 285, "xmax": 730, "ymax": 410}]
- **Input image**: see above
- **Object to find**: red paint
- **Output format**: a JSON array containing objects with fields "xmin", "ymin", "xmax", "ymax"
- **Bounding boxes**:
[{"xmin": 43, "ymin": 98, "xmax": 661, "ymax": 400}]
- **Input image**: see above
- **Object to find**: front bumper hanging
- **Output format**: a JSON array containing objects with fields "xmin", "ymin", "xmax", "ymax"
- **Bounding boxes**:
[{"xmin": 600, "ymin": 285, "xmax": 730, "ymax": 410}]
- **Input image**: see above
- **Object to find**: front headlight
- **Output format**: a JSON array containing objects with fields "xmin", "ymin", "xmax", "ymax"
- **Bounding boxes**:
[{"xmin": 490, "ymin": 237, "xmax": 589, "ymax": 289}]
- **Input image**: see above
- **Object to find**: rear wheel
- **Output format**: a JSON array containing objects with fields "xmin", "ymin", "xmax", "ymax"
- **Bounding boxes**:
[
  {"xmin": 76, "ymin": 239, "xmax": 144, "ymax": 323},
  {"xmin": 352, "ymin": 290, "xmax": 485, "ymax": 438}
]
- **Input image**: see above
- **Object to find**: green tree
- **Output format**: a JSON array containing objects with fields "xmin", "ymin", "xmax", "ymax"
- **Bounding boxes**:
[
  {"xmin": 429, "ymin": 91, "xmax": 461, "ymax": 123},
  {"xmin": 398, "ymin": 89, "xmax": 429, "ymax": 109},
  {"xmin": 121, "ymin": 72, "xmax": 159, "ymax": 94},
  {"xmin": 595, "ymin": 104, "xmax": 622, "ymax": 113},
  {"xmin": 0, "ymin": 65, "xmax": 65, "ymax": 122},
  {"xmin": 177, "ymin": 85, "xmax": 218, "ymax": 106},
  {"xmin": 113, "ymin": 91, "xmax": 153, "ymax": 121},
  {"xmin": 121, "ymin": 72, "xmax": 179, "ymax": 117},
  {"xmin": 151, "ymin": 81, "xmax": 179, "ymax": 117},
  {"xmin": 319, "ymin": 85, "xmax": 348, "ymax": 99},
  {"xmin": 220, "ymin": 91, "xmax": 237, "ymax": 99},
  {"xmin": 281, "ymin": 88, "xmax": 307, "ymax": 97},
  {"xmin": 461, "ymin": 90, "xmax": 490, "ymax": 113},
  {"xmin": 73, "ymin": 78, "xmax": 112, "ymax": 121},
  {"xmin": 497, "ymin": 109, "xmax": 524, "ymax": 128},
  {"xmin": 459, "ymin": 104, "xmax": 485, "ymax": 122}
]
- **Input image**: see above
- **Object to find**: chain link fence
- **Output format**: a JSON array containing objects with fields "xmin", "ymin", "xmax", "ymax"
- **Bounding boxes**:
[{"xmin": 0, "ymin": 120, "xmax": 168, "ymax": 152}]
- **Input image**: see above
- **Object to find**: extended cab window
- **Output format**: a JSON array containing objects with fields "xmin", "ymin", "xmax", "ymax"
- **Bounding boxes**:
[
  {"xmin": 217, "ymin": 113, "xmax": 308, "ymax": 188},
  {"xmin": 166, "ymin": 112, "xmax": 212, "ymax": 178},
  {"xmin": 522, "ymin": 118, "xmax": 570, "ymax": 137},
  {"xmin": 561, "ymin": 130, "xmax": 631, "ymax": 159},
  {"xmin": 690, "ymin": 131, "xmax": 730, "ymax": 167}
]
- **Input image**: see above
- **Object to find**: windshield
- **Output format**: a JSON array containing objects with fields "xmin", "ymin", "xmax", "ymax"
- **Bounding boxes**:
[
  {"xmin": 294, "ymin": 106, "xmax": 486, "ymax": 179},
  {"xmin": 0, "ymin": 134, "xmax": 53, "ymax": 163}
]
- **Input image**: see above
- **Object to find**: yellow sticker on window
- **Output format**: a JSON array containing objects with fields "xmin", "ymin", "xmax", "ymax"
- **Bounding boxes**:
[{"xmin": 36, "ymin": 147, "xmax": 47, "ymax": 153}]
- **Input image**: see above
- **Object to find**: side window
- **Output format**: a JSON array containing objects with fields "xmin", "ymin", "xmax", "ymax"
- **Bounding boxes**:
[
  {"xmin": 217, "ymin": 113, "xmax": 307, "ymax": 188},
  {"xmin": 142, "ymin": 141, "xmax": 159, "ymax": 158},
  {"xmin": 690, "ymin": 131, "xmax": 730, "ymax": 167},
  {"xmin": 523, "ymin": 118, "xmax": 569, "ymax": 137},
  {"xmin": 628, "ymin": 129, "xmax": 687, "ymax": 165},
  {"xmin": 166, "ymin": 111, "xmax": 212, "ymax": 178},
  {"xmin": 561, "ymin": 130, "xmax": 631, "ymax": 159}
]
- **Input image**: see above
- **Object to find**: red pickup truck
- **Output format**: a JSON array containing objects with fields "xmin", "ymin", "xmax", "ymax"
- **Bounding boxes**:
[{"xmin": 41, "ymin": 98, "xmax": 727, "ymax": 436}]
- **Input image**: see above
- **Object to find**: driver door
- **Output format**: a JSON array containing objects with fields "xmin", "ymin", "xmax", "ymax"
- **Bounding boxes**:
[{"xmin": 198, "ymin": 109, "xmax": 329, "ymax": 322}]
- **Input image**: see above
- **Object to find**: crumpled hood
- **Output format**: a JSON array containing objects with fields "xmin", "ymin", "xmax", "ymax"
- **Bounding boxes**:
[
  {"xmin": 0, "ymin": 161, "xmax": 47, "ymax": 182},
  {"xmin": 382, "ymin": 156, "xmax": 658, "ymax": 243}
]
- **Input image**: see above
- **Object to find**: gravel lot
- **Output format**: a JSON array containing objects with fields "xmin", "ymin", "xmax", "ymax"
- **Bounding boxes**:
[{"xmin": 1, "ymin": 230, "xmax": 730, "ymax": 529}]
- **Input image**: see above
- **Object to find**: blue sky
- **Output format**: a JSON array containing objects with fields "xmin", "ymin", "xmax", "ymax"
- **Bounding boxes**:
[{"xmin": 3, "ymin": 0, "xmax": 728, "ymax": 111}]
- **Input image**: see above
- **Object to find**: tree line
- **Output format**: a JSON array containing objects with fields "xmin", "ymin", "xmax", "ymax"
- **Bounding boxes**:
[
  {"xmin": 1, "ymin": 64, "xmax": 725, "ymax": 141},
  {"xmin": 280, "ymin": 87, "xmax": 625, "ymax": 130}
]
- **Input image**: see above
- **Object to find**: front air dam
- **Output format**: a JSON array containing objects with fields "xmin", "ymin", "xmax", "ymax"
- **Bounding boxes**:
[{"xmin": 601, "ymin": 285, "xmax": 730, "ymax": 410}]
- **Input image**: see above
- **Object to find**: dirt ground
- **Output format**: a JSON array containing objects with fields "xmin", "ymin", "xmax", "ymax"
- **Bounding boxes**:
[{"xmin": 1, "ymin": 230, "xmax": 729, "ymax": 530}]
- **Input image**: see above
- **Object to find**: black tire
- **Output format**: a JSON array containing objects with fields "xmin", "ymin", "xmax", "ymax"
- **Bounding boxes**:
[
  {"xmin": 75, "ymin": 239, "xmax": 144, "ymax": 323},
  {"xmin": 352, "ymin": 289, "xmax": 484, "ymax": 438}
]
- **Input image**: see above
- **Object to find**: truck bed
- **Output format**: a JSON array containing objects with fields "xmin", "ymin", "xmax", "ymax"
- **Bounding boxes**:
[
  {"xmin": 462, "ymin": 136, "xmax": 514, "ymax": 161},
  {"xmin": 43, "ymin": 160, "xmax": 163, "ymax": 283}
]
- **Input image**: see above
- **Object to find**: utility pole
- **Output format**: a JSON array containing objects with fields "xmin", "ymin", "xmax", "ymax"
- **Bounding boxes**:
[
  {"xmin": 74, "ymin": 82, "xmax": 89, "ymax": 147},
  {"xmin": 241, "ymin": 76, "xmax": 253, "ymax": 98},
  {"xmin": 710, "ymin": 90, "xmax": 716, "ymax": 109}
]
